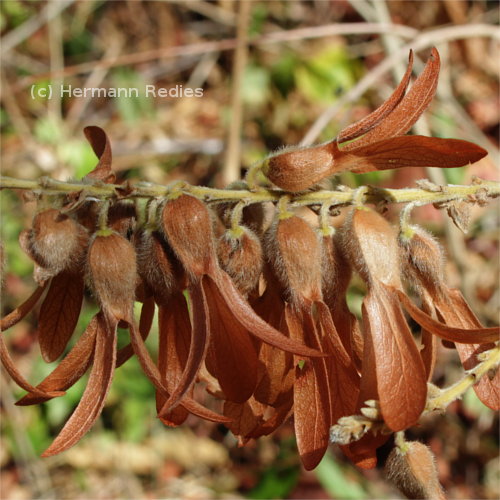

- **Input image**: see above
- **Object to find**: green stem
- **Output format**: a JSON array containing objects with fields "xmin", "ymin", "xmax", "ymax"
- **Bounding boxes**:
[
  {"xmin": 1, "ymin": 176, "xmax": 498, "ymax": 209},
  {"xmin": 426, "ymin": 345, "xmax": 500, "ymax": 411}
]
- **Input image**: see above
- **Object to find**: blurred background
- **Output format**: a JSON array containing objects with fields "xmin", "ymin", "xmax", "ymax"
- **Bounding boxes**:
[{"xmin": 0, "ymin": 1, "xmax": 499, "ymax": 499}]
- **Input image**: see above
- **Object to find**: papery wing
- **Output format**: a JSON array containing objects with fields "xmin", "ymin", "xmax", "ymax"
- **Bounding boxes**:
[
  {"xmin": 338, "ymin": 50, "xmax": 414, "ymax": 143},
  {"xmin": 338, "ymin": 136, "xmax": 487, "ymax": 174},
  {"xmin": 17, "ymin": 314, "xmax": 98, "ymax": 405},
  {"xmin": 341, "ymin": 48, "xmax": 440, "ymax": 150},
  {"xmin": 204, "ymin": 276, "xmax": 258, "ymax": 403},
  {"xmin": 42, "ymin": 312, "xmax": 116, "ymax": 456},
  {"xmin": 38, "ymin": 272, "xmax": 84, "ymax": 362},
  {"xmin": 156, "ymin": 294, "xmax": 191, "ymax": 426},
  {"xmin": 397, "ymin": 289, "xmax": 499, "ymax": 343},
  {"xmin": 437, "ymin": 289, "xmax": 499, "ymax": 410},
  {"xmin": 363, "ymin": 284, "xmax": 426, "ymax": 431},
  {"xmin": 1, "ymin": 284, "xmax": 47, "ymax": 331},
  {"xmin": 213, "ymin": 272, "xmax": 324, "ymax": 357},
  {"xmin": 83, "ymin": 126, "xmax": 115, "ymax": 183},
  {"xmin": 158, "ymin": 283, "xmax": 209, "ymax": 415},
  {"xmin": 286, "ymin": 304, "xmax": 330, "ymax": 470}
]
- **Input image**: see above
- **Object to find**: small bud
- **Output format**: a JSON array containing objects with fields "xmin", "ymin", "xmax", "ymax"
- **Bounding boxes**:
[
  {"xmin": 399, "ymin": 225, "xmax": 445, "ymax": 293},
  {"xmin": 135, "ymin": 228, "xmax": 177, "ymax": 304},
  {"xmin": 217, "ymin": 226, "xmax": 263, "ymax": 296},
  {"xmin": 87, "ymin": 230, "xmax": 137, "ymax": 321},
  {"xmin": 340, "ymin": 208, "xmax": 401, "ymax": 288},
  {"xmin": 161, "ymin": 194, "xmax": 217, "ymax": 278},
  {"xmin": 263, "ymin": 142, "xmax": 338, "ymax": 192},
  {"xmin": 27, "ymin": 209, "xmax": 88, "ymax": 275},
  {"xmin": 385, "ymin": 441, "xmax": 446, "ymax": 500},
  {"xmin": 107, "ymin": 202, "xmax": 136, "ymax": 235},
  {"xmin": 321, "ymin": 233, "xmax": 352, "ymax": 307},
  {"xmin": 266, "ymin": 215, "xmax": 322, "ymax": 304}
]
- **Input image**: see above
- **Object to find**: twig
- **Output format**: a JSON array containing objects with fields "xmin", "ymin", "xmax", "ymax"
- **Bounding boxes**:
[
  {"xmin": 222, "ymin": 0, "xmax": 252, "ymax": 186},
  {"xmin": 13, "ymin": 22, "xmax": 419, "ymax": 90},
  {"xmin": 0, "ymin": 0, "xmax": 76, "ymax": 56},
  {"xmin": 427, "ymin": 345, "xmax": 500, "ymax": 411},
  {"xmin": 0, "ymin": 371, "xmax": 55, "ymax": 498},
  {"xmin": 47, "ymin": 0, "xmax": 64, "ymax": 122},
  {"xmin": 65, "ymin": 40, "xmax": 123, "ymax": 134},
  {"xmin": 178, "ymin": 0, "xmax": 236, "ymax": 26}
]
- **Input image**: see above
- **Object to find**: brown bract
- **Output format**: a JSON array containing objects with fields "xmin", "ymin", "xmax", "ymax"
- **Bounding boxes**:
[{"xmin": 264, "ymin": 48, "xmax": 487, "ymax": 192}]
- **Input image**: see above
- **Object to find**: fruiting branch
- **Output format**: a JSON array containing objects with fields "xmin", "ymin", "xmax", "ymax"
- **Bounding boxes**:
[{"xmin": 1, "ymin": 175, "xmax": 498, "ymax": 211}]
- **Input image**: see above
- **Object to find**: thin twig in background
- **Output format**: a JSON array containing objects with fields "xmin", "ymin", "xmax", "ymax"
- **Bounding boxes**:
[
  {"xmin": 179, "ymin": 0, "xmax": 236, "ymax": 27},
  {"xmin": 11, "ymin": 22, "xmax": 419, "ymax": 90},
  {"xmin": 0, "ymin": 73, "xmax": 38, "ymax": 155},
  {"xmin": 47, "ymin": 0, "xmax": 64, "ymax": 122},
  {"xmin": 222, "ymin": 0, "xmax": 252, "ymax": 186},
  {"xmin": 0, "ymin": 372, "xmax": 55, "ymax": 498},
  {"xmin": 65, "ymin": 39, "xmax": 123, "ymax": 135},
  {"xmin": 0, "ymin": 0, "xmax": 76, "ymax": 56}
]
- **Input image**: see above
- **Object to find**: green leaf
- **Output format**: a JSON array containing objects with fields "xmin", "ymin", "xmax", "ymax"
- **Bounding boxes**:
[
  {"xmin": 248, "ymin": 466, "xmax": 300, "ymax": 499},
  {"xmin": 315, "ymin": 452, "xmax": 370, "ymax": 499},
  {"xmin": 242, "ymin": 64, "xmax": 271, "ymax": 106},
  {"xmin": 295, "ymin": 46, "xmax": 358, "ymax": 103},
  {"xmin": 112, "ymin": 68, "xmax": 155, "ymax": 123}
]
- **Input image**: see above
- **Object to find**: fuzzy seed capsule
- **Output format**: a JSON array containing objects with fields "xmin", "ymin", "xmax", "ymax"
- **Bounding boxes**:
[
  {"xmin": 135, "ymin": 228, "xmax": 177, "ymax": 304},
  {"xmin": 161, "ymin": 194, "xmax": 217, "ymax": 278},
  {"xmin": 266, "ymin": 214, "xmax": 322, "ymax": 304},
  {"xmin": 399, "ymin": 225, "xmax": 445, "ymax": 293},
  {"xmin": 87, "ymin": 230, "xmax": 137, "ymax": 321},
  {"xmin": 27, "ymin": 209, "xmax": 88, "ymax": 274},
  {"xmin": 341, "ymin": 208, "xmax": 402, "ymax": 288},
  {"xmin": 217, "ymin": 227, "xmax": 263, "ymax": 296},
  {"xmin": 385, "ymin": 442, "xmax": 445, "ymax": 500}
]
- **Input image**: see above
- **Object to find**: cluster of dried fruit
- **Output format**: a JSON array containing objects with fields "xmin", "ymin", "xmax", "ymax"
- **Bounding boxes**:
[{"xmin": 1, "ymin": 49, "xmax": 498, "ymax": 471}]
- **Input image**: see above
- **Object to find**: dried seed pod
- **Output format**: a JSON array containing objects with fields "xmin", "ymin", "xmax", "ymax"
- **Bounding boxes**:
[
  {"xmin": 321, "ymin": 232, "xmax": 352, "ymax": 309},
  {"xmin": 107, "ymin": 201, "xmax": 136, "ymax": 236},
  {"xmin": 135, "ymin": 228, "xmax": 176, "ymax": 304},
  {"xmin": 217, "ymin": 227, "xmax": 263, "ymax": 296},
  {"xmin": 341, "ymin": 207, "xmax": 402, "ymax": 288},
  {"xmin": 265, "ymin": 214, "xmax": 323, "ymax": 304},
  {"xmin": 263, "ymin": 142, "xmax": 338, "ymax": 193},
  {"xmin": 26, "ymin": 209, "xmax": 88, "ymax": 275},
  {"xmin": 86, "ymin": 230, "xmax": 137, "ymax": 321},
  {"xmin": 215, "ymin": 182, "xmax": 266, "ymax": 235},
  {"xmin": 161, "ymin": 194, "xmax": 217, "ymax": 279},
  {"xmin": 399, "ymin": 225, "xmax": 445, "ymax": 294},
  {"xmin": 385, "ymin": 442, "xmax": 446, "ymax": 500}
]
